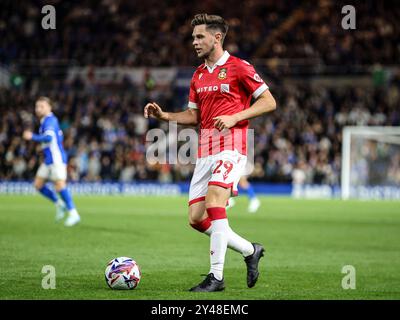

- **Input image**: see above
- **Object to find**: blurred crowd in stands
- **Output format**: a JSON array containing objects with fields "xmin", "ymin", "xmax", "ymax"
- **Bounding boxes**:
[
  {"xmin": 1, "ymin": 73, "xmax": 399, "ymax": 184},
  {"xmin": 1, "ymin": 0, "xmax": 399, "ymax": 185},
  {"xmin": 1, "ymin": 0, "xmax": 399, "ymax": 67}
]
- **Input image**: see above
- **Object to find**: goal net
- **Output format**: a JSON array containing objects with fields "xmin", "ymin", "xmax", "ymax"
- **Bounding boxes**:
[{"xmin": 341, "ymin": 126, "xmax": 400, "ymax": 199}]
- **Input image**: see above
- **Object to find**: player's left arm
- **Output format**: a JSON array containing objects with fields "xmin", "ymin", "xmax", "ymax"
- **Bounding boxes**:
[
  {"xmin": 213, "ymin": 62, "xmax": 276, "ymax": 130},
  {"xmin": 213, "ymin": 90, "xmax": 276, "ymax": 130},
  {"xmin": 234, "ymin": 89, "xmax": 276, "ymax": 122}
]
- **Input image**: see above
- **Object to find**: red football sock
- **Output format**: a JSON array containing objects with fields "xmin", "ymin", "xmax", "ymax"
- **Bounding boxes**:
[{"xmin": 190, "ymin": 217, "xmax": 212, "ymax": 233}]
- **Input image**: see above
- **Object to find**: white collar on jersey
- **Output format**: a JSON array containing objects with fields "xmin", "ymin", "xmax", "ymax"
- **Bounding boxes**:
[
  {"xmin": 40, "ymin": 112, "xmax": 53, "ymax": 124},
  {"xmin": 203, "ymin": 50, "xmax": 230, "ymax": 73}
]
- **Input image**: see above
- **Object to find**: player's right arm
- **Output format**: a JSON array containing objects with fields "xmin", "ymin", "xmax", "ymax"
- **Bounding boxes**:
[
  {"xmin": 22, "ymin": 130, "xmax": 52, "ymax": 143},
  {"xmin": 144, "ymin": 102, "xmax": 200, "ymax": 126},
  {"xmin": 143, "ymin": 71, "xmax": 201, "ymax": 126},
  {"xmin": 23, "ymin": 118, "xmax": 56, "ymax": 143},
  {"xmin": 144, "ymin": 72, "xmax": 201, "ymax": 126}
]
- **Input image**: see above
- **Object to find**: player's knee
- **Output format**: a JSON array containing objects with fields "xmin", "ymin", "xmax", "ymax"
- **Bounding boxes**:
[
  {"xmin": 189, "ymin": 216, "xmax": 202, "ymax": 226},
  {"xmin": 54, "ymin": 181, "xmax": 66, "ymax": 192},
  {"xmin": 188, "ymin": 213, "xmax": 202, "ymax": 225},
  {"xmin": 34, "ymin": 180, "xmax": 44, "ymax": 190},
  {"xmin": 189, "ymin": 215, "xmax": 211, "ymax": 233},
  {"xmin": 188, "ymin": 208, "xmax": 207, "ymax": 225}
]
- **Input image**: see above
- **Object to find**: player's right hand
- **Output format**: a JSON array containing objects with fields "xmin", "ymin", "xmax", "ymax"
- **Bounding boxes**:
[
  {"xmin": 22, "ymin": 130, "xmax": 33, "ymax": 140},
  {"xmin": 144, "ymin": 102, "xmax": 167, "ymax": 121}
]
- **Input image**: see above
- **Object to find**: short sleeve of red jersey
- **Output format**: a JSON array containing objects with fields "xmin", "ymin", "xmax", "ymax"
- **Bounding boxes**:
[
  {"xmin": 188, "ymin": 74, "xmax": 199, "ymax": 109},
  {"xmin": 237, "ymin": 60, "xmax": 269, "ymax": 99}
]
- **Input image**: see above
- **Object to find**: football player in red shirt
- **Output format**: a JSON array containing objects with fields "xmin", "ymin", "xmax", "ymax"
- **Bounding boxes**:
[{"xmin": 144, "ymin": 14, "xmax": 276, "ymax": 292}]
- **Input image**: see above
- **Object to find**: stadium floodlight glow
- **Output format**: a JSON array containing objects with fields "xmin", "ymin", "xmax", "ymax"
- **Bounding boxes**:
[{"xmin": 341, "ymin": 126, "xmax": 400, "ymax": 200}]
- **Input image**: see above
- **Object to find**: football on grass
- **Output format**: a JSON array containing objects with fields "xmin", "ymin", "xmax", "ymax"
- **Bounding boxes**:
[{"xmin": 105, "ymin": 257, "xmax": 141, "ymax": 290}]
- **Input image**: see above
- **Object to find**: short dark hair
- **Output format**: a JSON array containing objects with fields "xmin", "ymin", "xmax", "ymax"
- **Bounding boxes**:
[
  {"xmin": 191, "ymin": 14, "xmax": 229, "ymax": 44},
  {"xmin": 37, "ymin": 96, "xmax": 54, "ymax": 108}
]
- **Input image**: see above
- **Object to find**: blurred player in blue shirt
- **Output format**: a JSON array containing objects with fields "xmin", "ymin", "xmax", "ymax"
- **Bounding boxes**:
[{"xmin": 23, "ymin": 97, "xmax": 81, "ymax": 227}]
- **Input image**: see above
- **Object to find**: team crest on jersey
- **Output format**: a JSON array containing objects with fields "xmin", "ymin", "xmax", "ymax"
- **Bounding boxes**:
[
  {"xmin": 199, "ymin": 73, "xmax": 203, "ymax": 80},
  {"xmin": 218, "ymin": 68, "xmax": 227, "ymax": 80}
]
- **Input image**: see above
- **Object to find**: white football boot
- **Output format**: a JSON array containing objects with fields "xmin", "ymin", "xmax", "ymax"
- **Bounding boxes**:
[
  {"xmin": 64, "ymin": 209, "xmax": 81, "ymax": 227},
  {"xmin": 248, "ymin": 197, "xmax": 261, "ymax": 213},
  {"xmin": 55, "ymin": 200, "xmax": 67, "ymax": 222}
]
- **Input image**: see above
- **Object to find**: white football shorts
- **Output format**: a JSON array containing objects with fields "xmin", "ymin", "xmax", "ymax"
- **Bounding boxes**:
[
  {"xmin": 36, "ymin": 163, "xmax": 67, "ymax": 181},
  {"xmin": 188, "ymin": 149, "xmax": 247, "ymax": 206}
]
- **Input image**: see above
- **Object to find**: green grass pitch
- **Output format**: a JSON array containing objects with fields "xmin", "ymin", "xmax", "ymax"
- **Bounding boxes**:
[{"xmin": 0, "ymin": 195, "xmax": 399, "ymax": 300}]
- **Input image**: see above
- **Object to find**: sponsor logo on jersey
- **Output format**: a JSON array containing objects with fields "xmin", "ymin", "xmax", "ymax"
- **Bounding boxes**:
[
  {"xmin": 197, "ymin": 85, "xmax": 219, "ymax": 93},
  {"xmin": 197, "ymin": 84, "xmax": 231, "ymax": 94},
  {"xmin": 218, "ymin": 68, "xmax": 227, "ymax": 80},
  {"xmin": 220, "ymin": 84, "xmax": 230, "ymax": 93}
]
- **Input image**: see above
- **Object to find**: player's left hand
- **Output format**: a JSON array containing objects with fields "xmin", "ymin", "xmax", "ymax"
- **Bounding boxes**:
[
  {"xmin": 213, "ymin": 115, "xmax": 238, "ymax": 130},
  {"xmin": 22, "ymin": 130, "xmax": 33, "ymax": 140}
]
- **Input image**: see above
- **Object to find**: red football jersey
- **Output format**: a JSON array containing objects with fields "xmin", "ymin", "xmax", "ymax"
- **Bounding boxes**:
[{"xmin": 188, "ymin": 51, "xmax": 268, "ymax": 157}]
